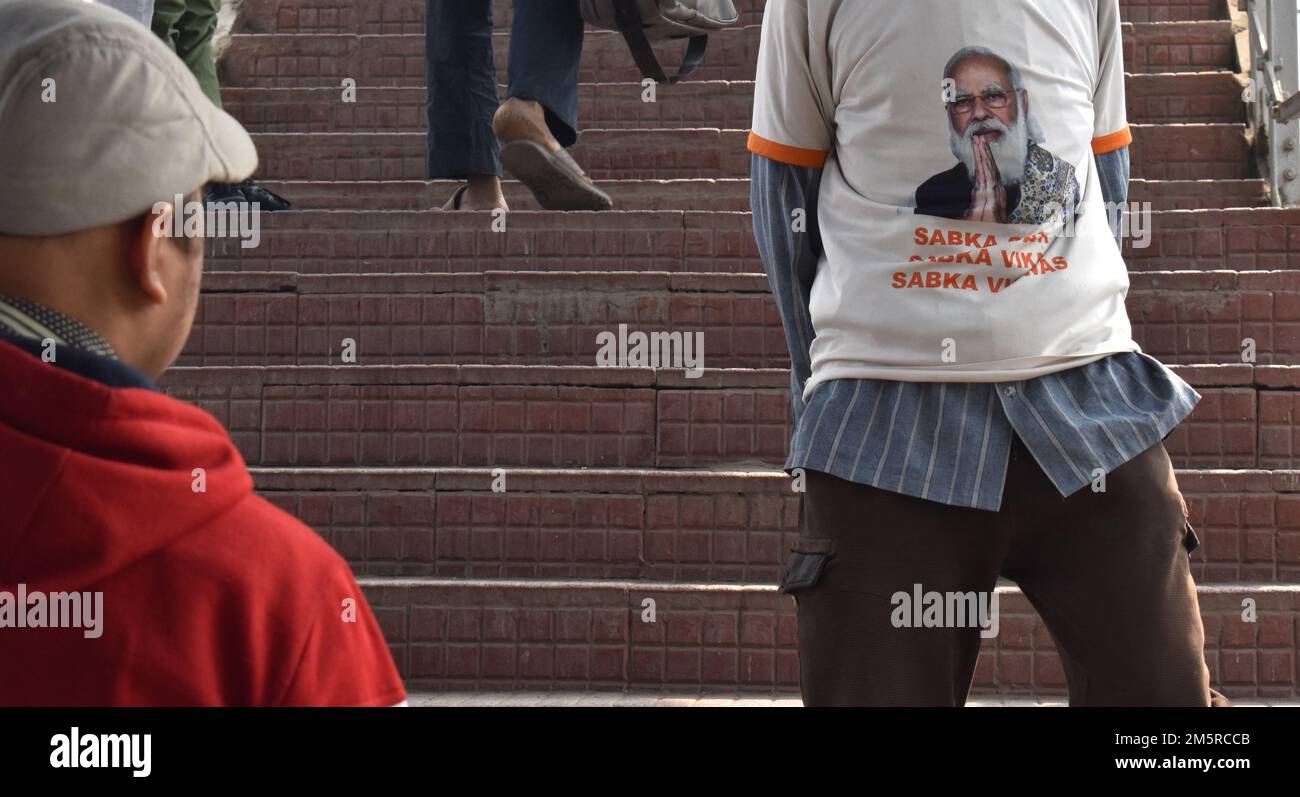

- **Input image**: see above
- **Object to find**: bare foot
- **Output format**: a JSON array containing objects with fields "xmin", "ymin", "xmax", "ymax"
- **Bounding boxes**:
[{"xmin": 460, "ymin": 175, "xmax": 508, "ymax": 211}]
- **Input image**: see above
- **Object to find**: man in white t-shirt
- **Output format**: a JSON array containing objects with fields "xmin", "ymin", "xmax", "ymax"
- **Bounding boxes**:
[{"xmin": 751, "ymin": 0, "xmax": 1228, "ymax": 707}]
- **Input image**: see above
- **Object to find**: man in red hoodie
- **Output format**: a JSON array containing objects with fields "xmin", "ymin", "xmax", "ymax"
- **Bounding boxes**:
[{"xmin": 0, "ymin": 0, "xmax": 407, "ymax": 707}]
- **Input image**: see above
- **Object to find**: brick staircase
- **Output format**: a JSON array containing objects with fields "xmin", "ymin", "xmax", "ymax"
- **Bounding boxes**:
[{"xmin": 195, "ymin": 0, "xmax": 1300, "ymax": 701}]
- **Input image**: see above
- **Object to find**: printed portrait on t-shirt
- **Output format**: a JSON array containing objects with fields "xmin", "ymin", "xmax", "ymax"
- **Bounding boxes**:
[{"xmin": 914, "ymin": 46, "xmax": 1081, "ymax": 226}]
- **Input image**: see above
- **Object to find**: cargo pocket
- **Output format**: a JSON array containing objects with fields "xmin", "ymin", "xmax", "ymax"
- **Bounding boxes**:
[
  {"xmin": 1183, "ymin": 520, "xmax": 1200, "ymax": 555},
  {"xmin": 777, "ymin": 537, "xmax": 835, "ymax": 595}
]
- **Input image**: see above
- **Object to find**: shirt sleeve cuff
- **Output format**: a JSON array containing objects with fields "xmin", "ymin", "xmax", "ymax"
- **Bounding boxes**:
[
  {"xmin": 1092, "ymin": 125, "xmax": 1133, "ymax": 154},
  {"xmin": 748, "ymin": 132, "xmax": 830, "ymax": 168}
]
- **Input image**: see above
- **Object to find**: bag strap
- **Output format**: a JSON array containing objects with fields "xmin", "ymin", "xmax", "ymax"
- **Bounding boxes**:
[{"xmin": 611, "ymin": 0, "xmax": 710, "ymax": 84}]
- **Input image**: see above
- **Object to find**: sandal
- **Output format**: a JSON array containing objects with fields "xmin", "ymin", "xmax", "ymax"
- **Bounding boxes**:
[{"xmin": 441, "ymin": 184, "xmax": 469, "ymax": 211}]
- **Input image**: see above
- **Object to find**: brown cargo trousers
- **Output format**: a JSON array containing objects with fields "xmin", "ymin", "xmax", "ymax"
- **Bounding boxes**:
[{"xmin": 779, "ymin": 434, "xmax": 1229, "ymax": 707}]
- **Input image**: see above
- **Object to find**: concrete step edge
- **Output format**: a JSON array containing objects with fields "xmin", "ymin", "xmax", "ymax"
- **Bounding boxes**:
[
  {"xmin": 355, "ymin": 576, "xmax": 1297, "ymax": 593},
  {"xmin": 208, "ymin": 205, "xmax": 1274, "ymax": 217},
  {"xmin": 197, "ymin": 266, "xmax": 1298, "ymax": 284},
  {"xmin": 404, "ymin": 690, "xmax": 1300, "ymax": 707},
  {"xmin": 244, "ymin": 122, "xmax": 1244, "ymax": 136},
  {"xmin": 248, "ymin": 465, "xmax": 1300, "ymax": 477},
  {"xmin": 220, "ymin": 72, "xmax": 1243, "ymax": 90},
  {"xmin": 227, "ymin": 21, "xmax": 1235, "ymax": 40}
]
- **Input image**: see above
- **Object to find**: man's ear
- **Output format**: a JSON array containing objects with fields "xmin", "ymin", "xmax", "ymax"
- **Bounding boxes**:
[{"xmin": 128, "ymin": 203, "xmax": 173, "ymax": 305}]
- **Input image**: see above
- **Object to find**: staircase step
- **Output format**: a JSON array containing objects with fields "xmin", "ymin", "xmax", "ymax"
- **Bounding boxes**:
[
  {"xmin": 1128, "ymin": 71, "xmax": 1246, "ymax": 123},
  {"xmin": 252, "ymin": 466, "xmax": 1300, "ymax": 584},
  {"xmin": 185, "ymin": 270, "xmax": 1300, "ymax": 367},
  {"xmin": 257, "ymin": 179, "xmax": 755, "ymax": 211},
  {"xmin": 245, "ymin": 124, "xmax": 1246, "ymax": 182},
  {"xmin": 406, "ymin": 691, "xmax": 810, "ymax": 707},
  {"xmin": 480, "ymin": 0, "xmax": 772, "ymax": 32},
  {"xmin": 250, "ymin": 129, "xmax": 750, "ymax": 181},
  {"xmin": 223, "ymin": 81, "xmax": 756, "ymax": 133},
  {"xmin": 353, "ymin": 576, "xmax": 1300, "ymax": 696},
  {"xmin": 221, "ymin": 23, "xmax": 1235, "ymax": 89},
  {"xmin": 1122, "ymin": 0, "xmax": 1233, "ymax": 23},
  {"xmin": 253, "ymin": 177, "xmax": 1266, "ymax": 213},
  {"xmin": 236, "ymin": 0, "xmax": 1228, "ymax": 35},
  {"xmin": 157, "ymin": 363, "xmax": 1298, "ymax": 469},
  {"xmin": 234, "ymin": 0, "xmax": 769, "ymax": 35},
  {"xmin": 1130, "ymin": 178, "xmax": 1268, "ymax": 209},
  {"xmin": 207, "ymin": 209, "xmax": 761, "ymax": 274},
  {"xmin": 220, "ymin": 29, "xmax": 763, "ymax": 87},
  {"xmin": 221, "ymin": 72, "xmax": 1244, "ymax": 135},
  {"xmin": 207, "ymin": 207, "xmax": 1295, "ymax": 274},
  {"xmin": 405, "ymin": 690, "xmax": 1300, "ymax": 706},
  {"xmin": 1126, "ymin": 208, "xmax": 1300, "ymax": 269},
  {"xmin": 1129, "ymin": 123, "xmax": 1251, "ymax": 179},
  {"xmin": 1126, "ymin": 20, "xmax": 1239, "ymax": 72}
]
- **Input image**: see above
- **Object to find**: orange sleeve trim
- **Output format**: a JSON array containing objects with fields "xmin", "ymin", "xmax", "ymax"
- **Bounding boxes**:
[
  {"xmin": 748, "ymin": 131, "xmax": 830, "ymax": 168},
  {"xmin": 1092, "ymin": 125, "xmax": 1133, "ymax": 154}
]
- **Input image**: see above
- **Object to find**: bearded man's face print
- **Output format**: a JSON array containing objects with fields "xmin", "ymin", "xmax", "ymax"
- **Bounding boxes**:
[{"xmin": 914, "ymin": 46, "xmax": 1081, "ymax": 226}]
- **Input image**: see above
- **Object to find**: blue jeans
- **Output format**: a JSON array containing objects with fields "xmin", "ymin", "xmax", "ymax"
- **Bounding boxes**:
[{"xmin": 425, "ymin": 0, "xmax": 584, "ymax": 179}]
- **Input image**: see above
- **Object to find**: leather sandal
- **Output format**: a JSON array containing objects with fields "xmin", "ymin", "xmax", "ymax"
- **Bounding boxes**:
[
  {"xmin": 499, "ymin": 140, "xmax": 613, "ymax": 211},
  {"xmin": 441, "ymin": 184, "xmax": 469, "ymax": 211},
  {"xmin": 494, "ymin": 99, "xmax": 613, "ymax": 211}
]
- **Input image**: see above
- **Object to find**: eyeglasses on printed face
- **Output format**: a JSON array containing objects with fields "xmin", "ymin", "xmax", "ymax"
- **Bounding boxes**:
[{"xmin": 947, "ymin": 89, "xmax": 1019, "ymax": 116}]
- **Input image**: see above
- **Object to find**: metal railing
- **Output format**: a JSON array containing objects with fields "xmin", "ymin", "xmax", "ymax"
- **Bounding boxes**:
[{"xmin": 1242, "ymin": 0, "xmax": 1300, "ymax": 205}]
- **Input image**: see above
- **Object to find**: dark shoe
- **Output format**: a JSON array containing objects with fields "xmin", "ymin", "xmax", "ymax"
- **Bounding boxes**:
[
  {"xmin": 441, "ymin": 184, "xmax": 468, "ymax": 210},
  {"xmin": 500, "ymin": 139, "xmax": 613, "ymax": 211},
  {"xmin": 203, "ymin": 181, "xmax": 244, "ymax": 207},
  {"xmin": 237, "ymin": 178, "xmax": 292, "ymax": 211}
]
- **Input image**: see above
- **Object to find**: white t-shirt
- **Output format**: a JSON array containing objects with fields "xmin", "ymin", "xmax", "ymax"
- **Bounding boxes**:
[{"xmin": 750, "ymin": 0, "xmax": 1140, "ymax": 397}]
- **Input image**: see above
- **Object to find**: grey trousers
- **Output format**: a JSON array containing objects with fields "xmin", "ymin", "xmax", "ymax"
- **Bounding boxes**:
[{"xmin": 96, "ymin": 0, "xmax": 156, "ymax": 26}]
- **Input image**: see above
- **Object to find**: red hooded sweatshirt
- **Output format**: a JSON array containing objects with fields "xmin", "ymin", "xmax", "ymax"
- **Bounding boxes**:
[{"xmin": 0, "ymin": 336, "xmax": 406, "ymax": 706}]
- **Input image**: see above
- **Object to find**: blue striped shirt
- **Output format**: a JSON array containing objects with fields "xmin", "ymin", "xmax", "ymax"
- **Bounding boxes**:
[{"xmin": 751, "ymin": 149, "xmax": 1201, "ymax": 511}]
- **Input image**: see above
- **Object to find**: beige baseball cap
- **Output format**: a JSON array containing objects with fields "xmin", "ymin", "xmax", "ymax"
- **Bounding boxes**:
[{"xmin": 0, "ymin": 0, "xmax": 258, "ymax": 236}]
